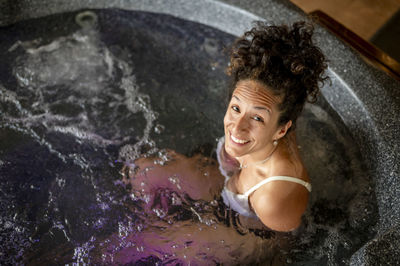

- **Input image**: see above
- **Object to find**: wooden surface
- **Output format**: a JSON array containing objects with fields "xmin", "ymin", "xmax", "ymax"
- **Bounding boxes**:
[{"xmin": 291, "ymin": 0, "xmax": 400, "ymax": 40}]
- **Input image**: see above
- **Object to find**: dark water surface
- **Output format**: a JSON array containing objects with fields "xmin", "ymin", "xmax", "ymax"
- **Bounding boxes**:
[{"xmin": 0, "ymin": 9, "xmax": 378, "ymax": 265}]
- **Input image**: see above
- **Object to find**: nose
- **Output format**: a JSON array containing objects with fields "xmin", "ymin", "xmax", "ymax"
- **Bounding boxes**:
[{"xmin": 232, "ymin": 114, "xmax": 249, "ymax": 133}]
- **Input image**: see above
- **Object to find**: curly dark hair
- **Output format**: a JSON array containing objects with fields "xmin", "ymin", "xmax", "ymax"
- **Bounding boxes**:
[{"xmin": 227, "ymin": 21, "xmax": 328, "ymax": 129}]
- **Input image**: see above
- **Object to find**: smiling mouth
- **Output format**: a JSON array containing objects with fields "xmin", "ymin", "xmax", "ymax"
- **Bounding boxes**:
[{"xmin": 230, "ymin": 132, "xmax": 250, "ymax": 145}]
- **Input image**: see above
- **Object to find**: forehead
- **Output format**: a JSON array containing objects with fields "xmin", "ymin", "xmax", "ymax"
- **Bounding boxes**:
[{"xmin": 232, "ymin": 80, "xmax": 281, "ymax": 107}]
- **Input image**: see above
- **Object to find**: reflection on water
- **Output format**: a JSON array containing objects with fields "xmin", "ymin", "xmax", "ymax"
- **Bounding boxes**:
[{"xmin": 0, "ymin": 9, "xmax": 378, "ymax": 265}]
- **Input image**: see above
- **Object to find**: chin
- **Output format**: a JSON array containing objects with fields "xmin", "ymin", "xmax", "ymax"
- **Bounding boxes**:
[{"xmin": 225, "ymin": 141, "xmax": 246, "ymax": 158}]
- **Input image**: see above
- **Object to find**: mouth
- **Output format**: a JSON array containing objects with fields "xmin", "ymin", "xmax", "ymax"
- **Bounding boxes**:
[{"xmin": 229, "ymin": 132, "xmax": 250, "ymax": 145}]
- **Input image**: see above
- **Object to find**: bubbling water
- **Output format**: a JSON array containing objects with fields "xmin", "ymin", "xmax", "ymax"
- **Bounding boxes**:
[
  {"xmin": 10, "ymin": 22, "xmax": 160, "ymax": 163},
  {"xmin": 1, "ymin": 13, "xmax": 168, "ymax": 264},
  {"xmin": 0, "ymin": 9, "xmax": 378, "ymax": 265}
]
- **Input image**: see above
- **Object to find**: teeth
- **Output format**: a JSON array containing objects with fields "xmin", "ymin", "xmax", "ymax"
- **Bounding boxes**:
[{"xmin": 231, "ymin": 134, "xmax": 249, "ymax": 144}]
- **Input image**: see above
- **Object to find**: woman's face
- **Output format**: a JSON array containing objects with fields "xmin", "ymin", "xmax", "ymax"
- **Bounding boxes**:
[{"xmin": 223, "ymin": 79, "xmax": 288, "ymax": 159}]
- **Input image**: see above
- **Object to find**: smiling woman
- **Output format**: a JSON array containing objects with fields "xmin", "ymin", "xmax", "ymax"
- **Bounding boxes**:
[
  {"xmin": 219, "ymin": 21, "xmax": 328, "ymax": 231},
  {"xmin": 220, "ymin": 80, "xmax": 312, "ymax": 231},
  {"xmin": 123, "ymin": 22, "xmax": 328, "ymax": 233},
  {"xmin": 108, "ymin": 21, "xmax": 329, "ymax": 263},
  {"xmin": 117, "ymin": 22, "xmax": 328, "ymax": 262}
]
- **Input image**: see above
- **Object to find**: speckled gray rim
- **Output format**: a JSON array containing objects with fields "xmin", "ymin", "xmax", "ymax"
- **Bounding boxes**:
[{"xmin": 1, "ymin": 0, "xmax": 399, "ymax": 263}]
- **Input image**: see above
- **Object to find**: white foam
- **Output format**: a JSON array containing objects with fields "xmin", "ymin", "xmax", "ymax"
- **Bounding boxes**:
[{"xmin": 7, "ymin": 22, "xmax": 162, "ymax": 166}]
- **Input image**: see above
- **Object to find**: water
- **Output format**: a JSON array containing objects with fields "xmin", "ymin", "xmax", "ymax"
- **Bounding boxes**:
[{"xmin": 0, "ymin": 9, "xmax": 378, "ymax": 265}]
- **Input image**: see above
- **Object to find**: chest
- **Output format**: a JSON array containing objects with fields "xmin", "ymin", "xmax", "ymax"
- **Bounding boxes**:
[{"xmin": 226, "ymin": 167, "xmax": 266, "ymax": 195}]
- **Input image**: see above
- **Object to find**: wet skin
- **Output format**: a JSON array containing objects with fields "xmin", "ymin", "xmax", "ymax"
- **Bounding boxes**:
[
  {"xmin": 122, "ymin": 151, "xmax": 225, "ymax": 207},
  {"xmin": 223, "ymin": 79, "xmax": 309, "ymax": 231},
  {"xmin": 116, "ymin": 152, "xmax": 286, "ymax": 264}
]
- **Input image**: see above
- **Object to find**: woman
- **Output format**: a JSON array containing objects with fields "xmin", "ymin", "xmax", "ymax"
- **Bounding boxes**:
[
  {"xmin": 111, "ymin": 21, "xmax": 327, "ymax": 264},
  {"xmin": 217, "ymin": 21, "xmax": 327, "ymax": 231}
]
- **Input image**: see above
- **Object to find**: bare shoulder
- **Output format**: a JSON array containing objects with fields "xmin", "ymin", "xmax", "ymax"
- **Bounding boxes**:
[
  {"xmin": 250, "ymin": 154, "xmax": 310, "ymax": 231},
  {"xmin": 250, "ymin": 181, "xmax": 309, "ymax": 231}
]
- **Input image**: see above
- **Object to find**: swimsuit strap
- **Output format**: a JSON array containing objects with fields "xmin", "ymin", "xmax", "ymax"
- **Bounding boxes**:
[{"xmin": 244, "ymin": 176, "xmax": 312, "ymax": 197}]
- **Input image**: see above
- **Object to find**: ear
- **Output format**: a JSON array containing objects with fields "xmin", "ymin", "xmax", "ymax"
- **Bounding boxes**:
[{"xmin": 274, "ymin": 120, "xmax": 292, "ymax": 140}]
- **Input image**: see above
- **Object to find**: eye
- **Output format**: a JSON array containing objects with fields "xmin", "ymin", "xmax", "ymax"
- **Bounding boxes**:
[
  {"xmin": 253, "ymin": 116, "xmax": 264, "ymax": 122},
  {"xmin": 231, "ymin": 105, "xmax": 240, "ymax": 112}
]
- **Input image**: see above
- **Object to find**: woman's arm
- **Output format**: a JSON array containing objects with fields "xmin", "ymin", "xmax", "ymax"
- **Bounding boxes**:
[{"xmin": 122, "ymin": 151, "xmax": 225, "ymax": 204}]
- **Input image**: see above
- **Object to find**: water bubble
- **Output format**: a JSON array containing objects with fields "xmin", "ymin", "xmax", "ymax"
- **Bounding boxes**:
[
  {"xmin": 168, "ymin": 175, "xmax": 182, "ymax": 190},
  {"xmin": 30, "ymin": 184, "xmax": 40, "ymax": 190},
  {"xmin": 171, "ymin": 193, "xmax": 182, "ymax": 205},
  {"xmin": 55, "ymin": 177, "xmax": 66, "ymax": 188},
  {"xmin": 343, "ymin": 241, "xmax": 352, "ymax": 250},
  {"xmin": 204, "ymin": 219, "xmax": 215, "ymax": 226},
  {"xmin": 99, "ymin": 202, "xmax": 110, "ymax": 210},
  {"xmin": 154, "ymin": 124, "xmax": 165, "ymax": 134},
  {"xmin": 136, "ymin": 224, "xmax": 143, "ymax": 232},
  {"xmin": 153, "ymin": 208, "xmax": 166, "ymax": 218},
  {"xmin": 94, "ymin": 218, "xmax": 105, "ymax": 229},
  {"xmin": 125, "ymin": 242, "xmax": 134, "ymax": 248},
  {"xmin": 4, "ymin": 221, "xmax": 13, "ymax": 229},
  {"xmin": 72, "ymin": 237, "xmax": 96, "ymax": 264},
  {"xmin": 143, "ymin": 194, "xmax": 151, "ymax": 204},
  {"xmin": 118, "ymin": 221, "xmax": 133, "ymax": 238},
  {"xmin": 210, "ymin": 200, "xmax": 218, "ymax": 207}
]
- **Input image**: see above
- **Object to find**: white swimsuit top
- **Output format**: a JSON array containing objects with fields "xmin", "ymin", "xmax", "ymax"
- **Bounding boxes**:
[{"xmin": 216, "ymin": 137, "xmax": 312, "ymax": 218}]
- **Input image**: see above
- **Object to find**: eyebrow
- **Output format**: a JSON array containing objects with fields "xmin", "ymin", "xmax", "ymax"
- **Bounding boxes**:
[
  {"xmin": 232, "ymin": 95, "xmax": 271, "ymax": 113},
  {"xmin": 254, "ymin": 106, "xmax": 269, "ymax": 111}
]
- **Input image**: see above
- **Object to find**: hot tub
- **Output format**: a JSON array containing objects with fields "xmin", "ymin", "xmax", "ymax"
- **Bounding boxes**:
[{"xmin": 0, "ymin": 0, "xmax": 399, "ymax": 264}]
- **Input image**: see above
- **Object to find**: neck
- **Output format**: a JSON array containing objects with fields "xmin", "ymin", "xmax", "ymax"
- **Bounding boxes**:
[{"xmin": 237, "ymin": 143, "xmax": 278, "ymax": 168}]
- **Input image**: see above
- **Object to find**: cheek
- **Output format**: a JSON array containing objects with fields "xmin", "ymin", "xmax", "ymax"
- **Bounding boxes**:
[
  {"xmin": 223, "ymin": 111, "xmax": 231, "ymax": 127},
  {"xmin": 223, "ymin": 114, "xmax": 227, "ymax": 127},
  {"xmin": 251, "ymin": 124, "xmax": 272, "ymax": 139},
  {"xmin": 252, "ymin": 125, "xmax": 262, "ymax": 136}
]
